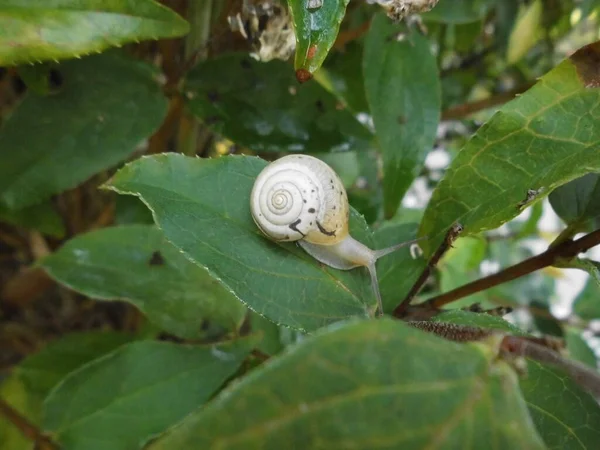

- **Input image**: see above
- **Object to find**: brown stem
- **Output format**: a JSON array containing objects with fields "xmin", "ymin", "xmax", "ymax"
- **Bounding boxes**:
[
  {"xmin": 441, "ymin": 83, "xmax": 534, "ymax": 121},
  {"xmin": 423, "ymin": 228, "xmax": 600, "ymax": 310},
  {"xmin": 393, "ymin": 223, "xmax": 463, "ymax": 317},
  {"xmin": 0, "ymin": 399, "xmax": 59, "ymax": 450},
  {"xmin": 501, "ymin": 336, "xmax": 600, "ymax": 399}
]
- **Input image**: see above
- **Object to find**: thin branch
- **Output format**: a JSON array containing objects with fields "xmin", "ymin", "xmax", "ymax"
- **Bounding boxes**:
[
  {"xmin": 423, "ymin": 228, "xmax": 600, "ymax": 310},
  {"xmin": 501, "ymin": 336, "xmax": 600, "ymax": 399},
  {"xmin": 0, "ymin": 398, "xmax": 59, "ymax": 450},
  {"xmin": 393, "ymin": 223, "xmax": 463, "ymax": 317},
  {"xmin": 441, "ymin": 83, "xmax": 534, "ymax": 121}
]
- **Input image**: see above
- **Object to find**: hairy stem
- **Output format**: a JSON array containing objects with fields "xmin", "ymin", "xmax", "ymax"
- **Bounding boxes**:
[{"xmin": 501, "ymin": 336, "xmax": 600, "ymax": 399}]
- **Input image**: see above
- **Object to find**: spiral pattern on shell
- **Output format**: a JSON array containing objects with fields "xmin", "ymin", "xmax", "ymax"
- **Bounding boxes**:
[{"xmin": 250, "ymin": 155, "xmax": 349, "ymax": 245}]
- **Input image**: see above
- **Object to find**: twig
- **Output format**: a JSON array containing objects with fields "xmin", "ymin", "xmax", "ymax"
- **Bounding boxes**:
[
  {"xmin": 393, "ymin": 223, "xmax": 463, "ymax": 317},
  {"xmin": 0, "ymin": 398, "xmax": 59, "ymax": 450},
  {"xmin": 441, "ymin": 83, "xmax": 534, "ymax": 121},
  {"xmin": 501, "ymin": 336, "xmax": 600, "ymax": 399},
  {"xmin": 423, "ymin": 228, "xmax": 600, "ymax": 310}
]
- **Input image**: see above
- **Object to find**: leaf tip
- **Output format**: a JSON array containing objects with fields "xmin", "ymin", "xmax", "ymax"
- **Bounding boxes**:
[{"xmin": 295, "ymin": 69, "xmax": 313, "ymax": 84}]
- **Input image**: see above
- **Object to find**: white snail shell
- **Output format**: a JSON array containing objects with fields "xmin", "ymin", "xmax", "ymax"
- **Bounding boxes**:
[{"xmin": 250, "ymin": 155, "xmax": 350, "ymax": 245}]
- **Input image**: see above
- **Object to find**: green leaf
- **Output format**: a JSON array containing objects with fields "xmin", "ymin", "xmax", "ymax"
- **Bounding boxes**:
[
  {"xmin": 40, "ymin": 225, "xmax": 247, "ymax": 338},
  {"xmin": 372, "ymin": 221, "xmax": 426, "ymax": 313},
  {"xmin": 438, "ymin": 237, "xmax": 490, "ymax": 309},
  {"xmin": 520, "ymin": 360, "xmax": 600, "ymax": 449},
  {"xmin": 0, "ymin": 201, "xmax": 65, "ymax": 237},
  {"xmin": 250, "ymin": 311, "xmax": 284, "ymax": 356},
  {"xmin": 549, "ymin": 173, "xmax": 600, "ymax": 226},
  {"xmin": 565, "ymin": 327, "xmax": 597, "ymax": 369},
  {"xmin": 573, "ymin": 278, "xmax": 600, "ymax": 320},
  {"xmin": 148, "ymin": 319, "xmax": 545, "ymax": 449},
  {"xmin": 0, "ymin": 374, "xmax": 43, "ymax": 450},
  {"xmin": 105, "ymin": 154, "xmax": 381, "ymax": 331},
  {"xmin": 423, "ymin": 0, "xmax": 495, "ymax": 24},
  {"xmin": 419, "ymin": 41, "xmax": 600, "ymax": 254},
  {"xmin": 287, "ymin": 0, "xmax": 349, "ymax": 77},
  {"xmin": 184, "ymin": 53, "xmax": 371, "ymax": 153},
  {"xmin": 17, "ymin": 331, "xmax": 134, "ymax": 397},
  {"xmin": 0, "ymin": 52, "xmax": 168, "ymax": 209},
  {"xmin": 506, "ymin": 0, "xmax": 544, "ymax": 65},
  {"xmin": 432, "ymin": 310, "xmax": 529, "ymax": 336},
  {"xmin": 0, "ymin": 0, "xmax": 189, "ymax": 66},
  {"xmin": 364, "ymin": 14, "xmax": 441, "ymax": 218},
  {"xmin": 317, "ymin": 42, "xmax": 369, "ymax": 114},
  {"xmin": 43, "ymin": 337, "xmax": 257, "ymax": 450}
]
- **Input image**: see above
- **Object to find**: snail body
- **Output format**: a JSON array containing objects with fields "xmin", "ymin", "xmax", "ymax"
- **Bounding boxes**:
[{"xmin": 250, "ymin": 154, "xmax": 420, "ymax": 317}]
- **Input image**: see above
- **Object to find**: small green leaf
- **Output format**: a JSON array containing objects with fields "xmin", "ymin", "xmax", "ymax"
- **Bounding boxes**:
[
  {"xmin": 106, "ymin": 154, "xmax": 382, "ymax": 331},
  {"xmin": 364, "ymin": 13, "xmax": 441, "ymax": 218},
  {"xmin": 423, "ymin": 0, "xmax": 495, "ymax": 24},
  {"xmin": 287, "ymin": 0, "xmax": 349, "ymax": 77},
  {"xmin": 0, "ymin": 0, "xmax": 189, "ymax": 66},
  {"xmin": 17, "ymin": 331, "xmax": 134, "ymax": 397},
  {"xmin": 520, "ymin": 360, "xmax": 600, "ymax": 449},
  {"xmin": 573, "ymin": 278, "xmax": 600, "ymax": 320},
  {"xmin": 149, "ymin": 319, "xmax": 545, "ymax": 449},
  {"xmin": 43, "ymin": 337, "xmax": 258, "ymax": 450},
  {"xmin": 419, "ymin": 41, "xmax": 600, "ymax": 254},
  {"xmin": 432, "ymin": 310, "xmax": 528, "ymax": 336},
  {"xmin": 184, "ymin": 53, "xmax": 371, "ymax": 153},
  {"xmin": 565, "ymin": 327, "xmax": 597, "ymax": 369},
  {"xmin": 549, "ymin": 173, "xmax": 600, "ymax": 226},
  {"xmin": 0, "ymin": 52, "xmax": 168, "ymax": 209},
  {"xmin": 0, "ymin": 201, "xmax": 65, "ymax": 237},
  {"xmin": 41, "ymin": 225, "xmax": 247, "ymax": 338}
]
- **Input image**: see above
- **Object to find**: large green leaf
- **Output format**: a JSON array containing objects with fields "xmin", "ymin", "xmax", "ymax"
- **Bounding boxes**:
[
  {"xmin": 364, "ymin": 13, "xmax": 441, "ymax": 218},
  {"xmin": 0, "ymin": 52, "xmax": 168, "ymax": 209},
  {"xmin": 43, "ymin": 337, "xmax": 258, "ymax": 450},
  {"xmin": 520, "ymin": 360, "xmax": 600, "ymax": 449},
  {"xmin": 549, "ymin": 173, "xmax": 600, "ymax": 226},
  {"xmin": 17, "ymin": 331, "xmax": 134, "ymax": 397},
  {"xmin": 184, "ymin": 53, "xmax": 371, "ymax": 153},
  {"xmin": 423, "ymin": 0, "xmax": 496, "ymax": 24},
  {"xmin": 106, "ymin": 154, "xmax": 382, "ymax": 331},
  {"xmin": 40, "ymin": 225, "xmax": 247, "ymax": 338},
  {"xmin": 287, "ymin": 0, "xmax": 349, "ymax": 77},
  {"xmin": 0, "ymin": 0, "xmax": 189, "ymax": 66},
  {"xmin": 419, "ymin": 41, "xmax": 600, "ymax": 253},
  {"xmin": 149, "ymin": 319, "xmax": 545, "ymax": 449}
]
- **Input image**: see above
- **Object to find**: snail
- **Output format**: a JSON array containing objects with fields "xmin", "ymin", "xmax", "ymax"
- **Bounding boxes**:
[{"xmin": 250, "ymin": 154, "xmax": 423, "ymax": 317}]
